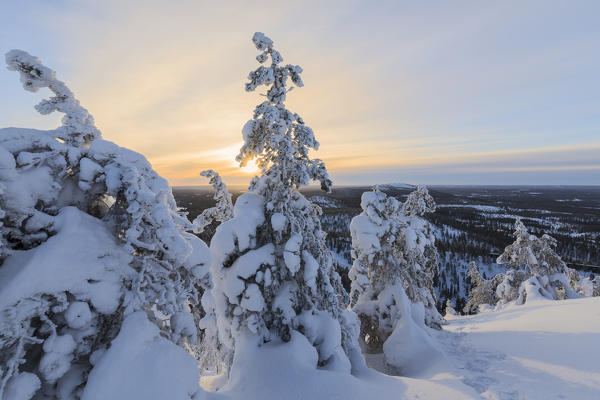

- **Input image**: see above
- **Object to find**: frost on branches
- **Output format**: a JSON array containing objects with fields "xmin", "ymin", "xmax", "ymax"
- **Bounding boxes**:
[
  {"xmin": 496, "ymin": 218, "xmax": 579, "ymax": 304},
  {"xmin": 348, "ymin": 185, "xmax": 442, "ymax": 375},
  {"xmin": 193, "ymin": 169, "xmax": 234, "ymax": 243},
  {"xmin": 208, "ymin": 33, "xmax": 362, "ymax": 375},
  {"xmin": 464, "ymin": 262, "xmax": 498, "ymax": 314},
  {"xmin": 0, "ymin": 51, "xmax": 209, "ymax": 399},
  {"xmin": 5, "ymin": 50, "xmax": 100, "ymax": 147}
]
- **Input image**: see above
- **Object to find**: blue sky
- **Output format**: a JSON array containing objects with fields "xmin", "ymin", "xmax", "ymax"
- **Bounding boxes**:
[{"xmin": 1, "ymin": 0, "xmax": 598, "ymax": 185}]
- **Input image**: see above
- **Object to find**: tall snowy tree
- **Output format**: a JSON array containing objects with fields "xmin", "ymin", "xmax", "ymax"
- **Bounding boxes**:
[
  {"xmin": 0, "ymin": 50, "xmax": 210, "ymax": 399},
  {"xmin": 497, "ymin": 218, "xmax": 577, "ymax": 303},
  {"xmin": 208, "ymin": 32, "xmax": 362, "ymax": 375},
  {"xmin": 348, "ymin": 185, "xmax": 443, "ymax": 374}
]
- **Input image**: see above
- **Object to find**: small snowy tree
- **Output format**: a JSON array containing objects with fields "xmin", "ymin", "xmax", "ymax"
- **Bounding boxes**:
[
  {"xmin": 497, "ymin": 218, "xmax": 577, "ymax": 303},
  {"xmin": 348, "ymin": 185, "xmax": 443, "ymax": 374},
  {"xmin": 191, "ymin": 172, "xmax": 233, "ymax": 375},
  {"xmin": 402, "ymin": 185, "xmax": 436, "ymax": 216},
  {"xmin": 464, "ymin": 262, "xmax": 497, "ymax": 314},
  {"xmin": 444, "ymin": 299, "xmax": 457, "ymax": 316},
  {"xmin": 396, "ymin": 186, "xmax": 440, "ymax": 327},
  {"xmin": 208, "ymin": 32, "xmax": 362, "ymax": 375},
  {"xmin": 0, "ymin": 50, "xmax": 210, "ymax": 399},
  {"xmin": 349, "ymin": 185, "xmax": 442, "ymax": 330},
  {"xmin": 192, "ymin": 169, "xmax": 234, "ymax": 243}
]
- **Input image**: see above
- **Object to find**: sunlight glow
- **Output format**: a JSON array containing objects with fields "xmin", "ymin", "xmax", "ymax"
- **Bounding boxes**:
[{"xmin": 239, "ymin": 159, "xmax": 260, "ymax": 175}]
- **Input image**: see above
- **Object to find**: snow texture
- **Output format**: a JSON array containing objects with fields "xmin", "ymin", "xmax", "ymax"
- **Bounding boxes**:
[
  {"xmin": 193, "ymin": 170, "xmax": 233, "ymax": 235},
  {"xmin": 82, "ymin": 312, "xmax": 204, "ymax": 400},
  {"xmin": 0, "ymin": 50, "xmax": 211, "ymax": 399}
]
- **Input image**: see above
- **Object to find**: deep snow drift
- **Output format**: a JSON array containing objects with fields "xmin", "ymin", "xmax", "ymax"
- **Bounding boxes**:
[
  {"xmin": 441, "ymin": 297, "xmax": 600, "ymax": 399},
  {"xmin": 77, "ymin": 297, "xmax": 600, "ymax": 399}
]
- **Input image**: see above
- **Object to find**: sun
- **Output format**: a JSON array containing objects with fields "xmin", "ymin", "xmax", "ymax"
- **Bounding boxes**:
[{"xmin": 238, "ymin": 158, "xmax": 260, "ymax": 175}]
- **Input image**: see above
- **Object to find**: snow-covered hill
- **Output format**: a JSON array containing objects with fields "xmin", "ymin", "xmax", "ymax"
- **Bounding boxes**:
[
  {"xmin": 80, "ymin": 297, "xmax": 600, "ymax": 399},
  {"xmin": 440, "ymin": 297, "xmax": 600, "ymax": 399}
]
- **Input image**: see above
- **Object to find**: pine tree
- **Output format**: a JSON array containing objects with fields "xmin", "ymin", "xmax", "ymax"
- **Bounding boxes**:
[{"xmin": 208, "ymin": 33, "xmax": 362, "ymax": 374}]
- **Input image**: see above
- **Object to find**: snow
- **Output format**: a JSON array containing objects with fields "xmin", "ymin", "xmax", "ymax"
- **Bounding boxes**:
[
  {"xmin": 218, "ymin": 330, "xmax": 475, "ymax": 400},
  {"xmin": 0, "ymin": 207, "xmax": 132, "ymax": 315},
  {"xmin": 270, "ymin": 212, "xmax": 287, "ymax": 232},
  {"xmin": 64, "ymin": 301, "xmax": 93, "ymax": 330},
  {"xmin": 437, "ymin": 204, "xmax": 504, "ymax": 212},
  {"xmin": 221, "ymin": 244, "xmax": 274, "ymax": 305},
  {"xmin": 240, "ymin": 283, "xmax": 265, "ymax": 312},
  {"xmin": 302, "ymin": 250, "xmax": 319, "ymax": 292},
  {"xmin": 170, "ymin": 311, "xmax": 198, "ymax": 345},
  {"xmin": 3, "ymin": 373, "xmax": 40, "ymax": 400},
  {"xmin": 82, "ymin": 311, "xmax": 204, "ymax": 400},
  {"xmin": 439, "ymin": 297, "xmax": 600, "ymax": 399},
  {"xmin": 19, "ymin": 297, "xmax": 600, "ymax": 400},
  {"xmin": 381, "ymin": 286, "xmax": 444, "ymax": 377},
  {"xmin": 283, "ymin": 233, "xmax": 302, "ymax": 274}
]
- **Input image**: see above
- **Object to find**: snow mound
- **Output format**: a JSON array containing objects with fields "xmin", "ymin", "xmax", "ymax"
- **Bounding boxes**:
[
  {"xmin": 442, "ymin": 297, "xmax": 600, "ymax": 399},
  {"xmin": 83, "ymin": 312, "xmax": 204, "ymax": 400},
  {"xmin": 0, "ymin": 206, "xmax": 132, "ymax": 314},
  {"xmin": 220, "ymin": 330, "xmax": 475, "ymax": 400}
]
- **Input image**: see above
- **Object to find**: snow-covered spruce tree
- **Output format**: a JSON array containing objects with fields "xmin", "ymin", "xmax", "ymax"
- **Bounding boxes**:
[
  {"xmin": 208, "ymin": 32, "xmax": 362, "ymax": 375},
  {"xmin": 348, "ymin": 185, "xmax": 443, "ymax": 374},
  {"xmin": 401, "ymin": 185, "xmax": 436, "ymax": 217},
  {"xmin": 193, "ymin": 169, "xmax": 234, "ymax": 242},
  {"xmin": 496, "ymin": 218, "xmax": 577, "ymax": 303},
  {"xmin": 493, "ymin": 269, "xmax": 530, "ymax": 304},
  {"xmin": 397, "ymin": 185, "xmax": 441, "ymax": 327},
  {"xmin": 349, "ymin": 185, "xmax": 442, "ymax": 335},
  {"xmin": 189, "ymin": 170, "xmax": 233, "ymax": 373},
  {"xmin": 0, "ymin": 50, "xmax": 209, "ymax": 399},
  {"xmin": 464, "ymin": 262, "xmax": 497, "ymax": 314}
]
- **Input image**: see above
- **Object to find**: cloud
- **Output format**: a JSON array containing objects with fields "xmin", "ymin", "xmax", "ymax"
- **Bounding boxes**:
[{"xmin": 1, "ymin": 0, "xmax": 599, "ymax": 186}]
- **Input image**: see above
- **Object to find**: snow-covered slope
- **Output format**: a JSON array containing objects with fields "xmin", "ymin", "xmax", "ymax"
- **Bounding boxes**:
[
  {"xmin": 440, "ymin": 297, "xmax": 600, "ymax": 399},
  {"xmin": 78, "ymin": 296, "xmax": 600, "ymax": 400}
]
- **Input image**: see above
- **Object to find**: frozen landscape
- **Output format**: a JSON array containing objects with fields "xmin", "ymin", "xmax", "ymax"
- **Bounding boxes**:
[{"xmin": 1, "ymin": 9, "xmax": 599, "ymax": 400}]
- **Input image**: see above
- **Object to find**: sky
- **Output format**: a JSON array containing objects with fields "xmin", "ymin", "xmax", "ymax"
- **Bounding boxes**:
[{"xmin": 0, "ymin": 0, "xmax": 599, "ymax": 186}]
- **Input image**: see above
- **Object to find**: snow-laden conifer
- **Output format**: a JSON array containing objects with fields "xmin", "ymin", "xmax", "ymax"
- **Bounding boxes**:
[
  {"xmin": 193, "ymin": 169, "xmax": 234, "ymax": 240},
  {"xmin": 496, "ymin": 218, "xmax": 578, "ymax": 303},
  {"xmin": 464, "ymin": 262, "xmax": 497, "ymax": 314},
  {"xmin": 348, "ymin": 185, "xmax": 442, "ymax": 374},
  {"xmin": 0, "ymin": 51, "xmax": 209, "ymax": 399},
  {"xmin": 208, "ymin": 33, "xmax": 362, "ymax": 375},
  {"xmin": 402, "ymin": 185, "xmax": 436, "ymax": 216}
]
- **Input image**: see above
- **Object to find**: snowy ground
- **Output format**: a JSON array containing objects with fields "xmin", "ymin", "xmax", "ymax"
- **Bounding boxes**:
[
  {"xmin": 439, "ymin": 297, "xmax": 600, "ymax": 400},
  {"xmin": 197, "ymin": 298, "xmax": 600, "ymax": 400},
  {"xmin": 76, "ymin": 291, "xmax": 600, "ymax": 400}
]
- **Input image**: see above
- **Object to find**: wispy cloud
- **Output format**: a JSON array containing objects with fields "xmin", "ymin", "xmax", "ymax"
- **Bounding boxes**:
[{"xmin": 1, "ymin": 0, "xmax": 599, "ymax": 186}]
